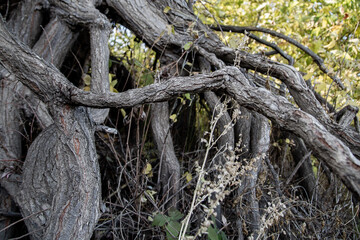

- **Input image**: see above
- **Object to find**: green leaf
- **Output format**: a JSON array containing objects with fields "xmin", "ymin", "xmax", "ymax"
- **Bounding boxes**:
[
  {"xmin": 142, "ymin": 163, "xmax": 152, "ymax": 175},
  {"xmin": 324, "ymin": 39, "xmax": 336, "ymax": 49},
  {"xmin": 166, "ymin": 231, "xmax": 176, "ymax": 240},
  {"xmin": 168, "ymin": 209, "xmax": 183, "ymax": 221},
  {"xmin": 183, "ymin": 171, "xmax": 192, "ymax": 183},
  {"xmin": 183, "ymin": 41, "xmax": 193, "ymax": 51},
  {"xmin": 152, "ymin": 213, "xmax": 169, "ymax": 227},
  {"xmin": 207, "ymin": 226, "xmax": 219, "ymax": 240},
  {"xmin": 311, "ymin": 40, "xmax": 322, "ymax": 53},
  {"xmin": 220, "ymin": 231, "xmax": 228, "ymax": 240},
  {"xmin": 141, "ymin": 73, "xmax": 154, "ymax": 85},
  {"xmin": 110, "ymin": 79, "xmax": 118, "ymax": 88},
  {"xmin": 166, "ymin": 24, "xmax": 175, "ymax": 35},
  {"xmin": 133, "ymin": 59, "xmax": 142, "ymax": 67},
  {"xmin": 184, "ymin": 93, "xmax": 191, "ymax": 101},
  {"xmin": 165, "ymin": 220, "xmax": 181, "ymax": 239},
  {"xmin": 120, "ymin": 108, "xmax": 126, "ymax": 118}
]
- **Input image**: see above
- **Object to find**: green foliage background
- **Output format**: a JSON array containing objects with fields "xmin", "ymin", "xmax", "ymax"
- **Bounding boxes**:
[{"xmin": 195, "ymin": 0, "xmax": 360, "ymax": 117}]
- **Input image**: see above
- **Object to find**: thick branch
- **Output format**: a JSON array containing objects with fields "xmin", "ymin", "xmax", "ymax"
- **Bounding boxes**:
[
  {"xmin": 236, "ymin": 52, "xmax": 360, "ymax": 158},
  {"xmin": 0, "ymin": 17, "xmax": 76, "ymax": 105},
  {"xmin": 88, "ymin": 14, "xmax": 111, "ymax": 124},
  {"xmin": 2, "ymin": 5, "xmax": 360, "ymax": 200},
  {"xmin": 49, "ymin": 0, "xmax": 110, "ymax": 29},
  {"xmin": 101, "ymin": 1, "xmax": 360, "ymax": 158}
]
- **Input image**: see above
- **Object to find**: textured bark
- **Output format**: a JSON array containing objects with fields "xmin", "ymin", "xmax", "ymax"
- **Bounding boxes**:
[
  {"xmin": 2, "ymin": 22, "xmax": 360, "ymax": 198},
  {"xmin": 0, "ymin": 1, "xmax": 103, "ymax": 238},
  {"xmin": 0, "ymin": 1, "xmax": 46, "ymax": 238},
  {"xmin": 2, "ymin": 24, "xmax": 360, "ymax": 199},
  {"xmin": 105, "ymin": 0, "xmax": 360, "ymax": 160},
  {"xmin": 88, "ymin": 20, "xmax": 111, "ymax": 124},
  {"xmin": 286, "ymin": 132, "xmax": 316, "ymax": 199},
  {"xmin": 19, "ymin": 107, "xmax": 100, "ymax": 239},
  {"xmin": 223, "ymin": 67, "xmax": 360, "ymax": 199},
  {"xmin": 201, "ymin": 54, "xmax": 235, "ymax": 228},
  {"xmin": 236, "ymin": 110, "xmax": 271, "ymax": 239},
  {"xmin": 151, "ymin": 102, "xmax": 180, "ymax": 209},
  {"xmin": 1, "ymin": 0, "xmax": 360, "ymax": 239}
]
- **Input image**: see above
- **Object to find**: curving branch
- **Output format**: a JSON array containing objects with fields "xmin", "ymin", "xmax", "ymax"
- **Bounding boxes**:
[
  {"xmin": 1, "ymin": 1, "xmax": 358, "ymax": 238},
  {"xmin": 1, "ymin": 21, "xmax": 360, "ymax": 199},
  {"xmin": 244, "ymin": 31, "xmax": 294, "ymax": 65},
  {"xmin": 210, "ymin": 25, "xmax": 345, "ymax": 89}
]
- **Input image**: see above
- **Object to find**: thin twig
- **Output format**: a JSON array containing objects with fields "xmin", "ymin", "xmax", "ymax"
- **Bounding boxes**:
[
  {"xmin": 210, "ymin": 25, "xmax": 345, "ymax": 89},
  {"xmin": 0, "ymin": 209, "xmax": 48, "ymax": 234},
  {"xmin": 246, "ymin": 31, "xmax": 294, "ymax": 65},
  {"xmin": 286, "ymin": 151, "xmax": 312, "ymax": 185}
]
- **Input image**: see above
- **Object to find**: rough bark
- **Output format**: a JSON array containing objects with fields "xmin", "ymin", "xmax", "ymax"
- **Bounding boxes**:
[
  {"xmin": 151, "ymin": 102, "xmax": 180, "ymax": 209},
  {"xmin": 19, "ymin": 107, "xmax": 100, "ymax": 239},
  {"xmin": 1, "ymin": 23, "xmax": 359, "ymax": 199},
  {"xmin": 0, "ymin": 1, "xmax": 46, "ymax": 238},
  {"xmin": 200, "ymin": 55, "xmax": 235, "ymax": 229},
  {"xmin": 236, "ymin": 110, "xmax": 270, "ymax": 239},
  {"xmin": 287, "ymin": 132, "xmax": 316, "ymax": 199},
  {"xmin": 105, "ymin": 0, "xmax": 360, "ymax": 160},
  {"xmin": 0, "ymin": 1, "xmax": 104, "ymax": 238},
  {"xmin": 0, "ymin": 0, "xmax": 360, "ymax": 239}
]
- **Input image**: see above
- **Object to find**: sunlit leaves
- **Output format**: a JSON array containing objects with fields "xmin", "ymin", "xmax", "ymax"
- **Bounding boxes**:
[
  {"xmin": 195, "ymin": 0, "xmax": 360, "ymax": 117},
  {"xmin": 324, "ymin": 39, "xmax": 337, "ymax": 50},
  {"xmin": 170, "ymin": 114, "xmax": 178, "ymax": 123},
  {"xmin": 109, "ymin": 24, "xmax": 157, "ymax": 89},
  {"xmin": 183, "ymin": 171, "xmax": 192, "ymax": 183},
  {"xmin": 183, "ymin": 41, "xmax": 193, "ymax": 51},
  {"xmin": 163, "ymin": 6, "xmax": 171, "ymax": 14},
  {"xmin": 142, "ymin": 163, "xmax": 153, "ymax": 176}
]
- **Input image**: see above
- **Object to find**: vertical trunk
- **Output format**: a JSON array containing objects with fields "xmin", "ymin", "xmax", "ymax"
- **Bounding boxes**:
[
  {"xmin": 19, "ymin": 107, "xmax": 101, "ymax": 239},
  {"xmin": 88, "ymin": 20, "xmax": 111, "ymax": 124},
  {"xmin": 0, "ymin": 1, "xmax": 45, "ymax": 238},
  {"xmin": 151, "ymin": 102, "xmax": 180, "ymax": 209},
  {"xmin": 236, "ymin": 110, "xmax": 270, "ymax": 239},
  {"xmin": 1, "ymin": 1, "xmax": 103, "ymax": 238}
]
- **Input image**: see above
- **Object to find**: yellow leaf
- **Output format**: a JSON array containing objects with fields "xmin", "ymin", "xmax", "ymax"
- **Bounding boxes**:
[
  {"xmin": 316, "ymin": 82, "xmax": 327, "ymax": 92},
  {"xmin": 166, "ymin": 24, "xmax": 175, "ymax": 35},
  {"xmin": 303, "ymin": 71, "xmax": 313, "ymax": 80},
  {"xmin": 183, "ymin": 172, "xmax": 192, "ymax": 183},
  {"xmin": 83, "ymin": 74, "xmax": 91, "ymax": 86},
  {"xmin": 120, "ymin": 108, "xmax": 126, "ymax": 117},
  {"xmin": 169, "ymin": 114, "xmax": 177, "ymax": 122},
  {"xmin": 110, "ymin": 79, "xmax": 118, "ymax": 88},
  {"xmin": 163, "ymin": 6, "xmax": 171, "ymax": 13},
  {"xmin": 143, "ymin": 163, "xmax": 152, "ymax": 175},
  {"xmin": 83, "ymin": 86, "xmax": 90, "ymax": 91},
  {"xmin": 110, "ymin": 86, "xmax": 118, "ymax": 93},
  {"xmin": 146, "ymin": 190, "xmax": 156, "ymax": 202},
  {"xmin": 183, "ymin": 41, "xmax": 193, "ymax": 51},
  {"xmin": 324, "ymin": 39, "xmax": 336, "ymax": 49}
]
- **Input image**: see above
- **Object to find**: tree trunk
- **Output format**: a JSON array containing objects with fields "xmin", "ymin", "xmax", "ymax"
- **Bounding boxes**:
[
  {"xmin": 19, "ymin": 107, "xmax": 101, "ymax": 239},
  {"xmin": 0, "ymin": 0, "xmax": 360, "ymax": 239}
]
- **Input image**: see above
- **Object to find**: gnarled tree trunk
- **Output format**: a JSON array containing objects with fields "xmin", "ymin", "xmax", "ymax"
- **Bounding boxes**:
[{"xmin": 0, "ymin": 0, "xmax": 359, "ymax": 239}]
